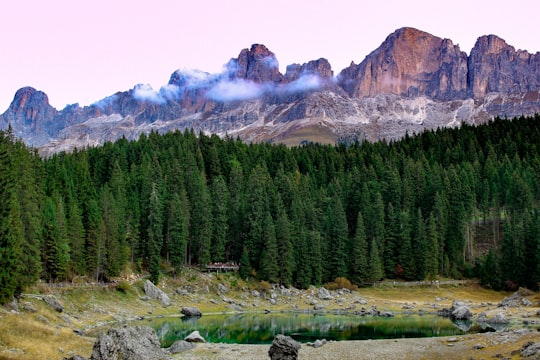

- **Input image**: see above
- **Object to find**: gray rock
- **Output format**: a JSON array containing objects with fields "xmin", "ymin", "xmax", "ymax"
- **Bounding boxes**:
[
  {"xmin": 43, "ymin": 295, "xmax": 64, "ymax": 312},
  {"xmin": 451, "ymin": 306, "xmax": 472, "ymax": 320},
  {"xmin": 252, "ymin": 290, "xmax": 260, "ymax": 298},
  {"xmin": 22, "ymin": 301, "xmax": 36, "ymax": 313},
  {"xmin": 181, "ymin": 307, "xmax": 202, "ymax": 317},
  {"xmin": 90, "ymin": 325, "xmax": 169, "ymax": 360},
  {"xmin": 269, "ymin": 298, "xmax": 276, "ymax": 305},
  {"xmin": 143, "ymin": 280, "xmax": 171, "ymax": 307},
  {"xmin": 522, "ymin": 298, "xmax": 533, "ymax": 306},
  {"xmin": 521, "ymin": 342, "xmax": 540, "ymax": 358},
  {"xmin": 218, "ymin": 283, "xmax": 228, "ymax": 293},
  {"xmin": 318, "ymin": 287, "xmax": 333, "ymax": 300},
  {"xmin": 268, "ymin": 334, "xmax": 301, "ymax": 360},
  {"xmin": 476, "ymin": 312, "xmax": 488, "ymax": 323},
  {"xmin": 488, "ymin": 312, "xmax": 509, "ymax": 325},
  {"xmin": 167, "ymin": 340, "xmax": 195, "ymax": 354},
  {"xmin": 63, "ymin": 356, "xmax": 88, "ymax": 360},
  {"xmin": 185, "ymin": 330, "xmax": 206, "ymax": 343},
  {"xmin": 6, "ymin": 298, "xmax": 19, "ymax": 311},
  {"xmin": 313, "ymin": 304, "xmax": 326, "ymax": 311},
  {"xmin": 312, "ymin": 339, "xmax": 327, "ymax": 348}
]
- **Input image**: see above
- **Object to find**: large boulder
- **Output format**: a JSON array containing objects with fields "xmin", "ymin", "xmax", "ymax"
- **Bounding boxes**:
[
  {"xmin": 268, "ymin": 334, "xmax": 301, "ymax": 360},
  {"xmin": 181, "ymin": 306, "xmax": 202, "ymax": 317},
  {"xmin": 317, "ymin": 287, "xmax": 333, "ymax": 300},
  {"xmin": 90, "ymin": 325, "xmax": 169, "ymax": 360},
  {"xmin": 143, "ymin": 280, "xmax": 171, "ymax": 307},
  {"xmin": 487, "ymin": 312, "xmax": 509, "ymax": 325},
  {"xmin": 451, "ymin": 306, "xmax": 472, "ymax": 320},
  {"xmin": 43, "ymin": 295, "xmax": 64, "ymax": 312}
]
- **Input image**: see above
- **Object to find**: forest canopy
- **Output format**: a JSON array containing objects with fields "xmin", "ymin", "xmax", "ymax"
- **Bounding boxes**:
[{"xmin": 1, "ymin": 115, "xmax": 540, "ymax": 303}]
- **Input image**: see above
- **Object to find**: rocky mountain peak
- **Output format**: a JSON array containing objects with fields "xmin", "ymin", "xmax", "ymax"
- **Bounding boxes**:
[
  {"xmin": 226, "ymin": 44, "xmax": 283, "ymax": 83},
  {"xmin": 0, "ymin": 87, "xmax": 57, "ymax": 135},
  {"xmin": 468, "ymin": 35, "xmax": 540, "ymax": 98},
  {"xmin": 338, "ymin": 27, "xmax": 468, "ymax": 100},
  {"xmin": 284, "ymin": 58, "xmax": 333, "ymax": 82}
]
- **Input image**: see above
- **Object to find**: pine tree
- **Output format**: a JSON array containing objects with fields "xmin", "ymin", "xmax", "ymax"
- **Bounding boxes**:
[
  {"xmin": 275, "ymin": 198, "xmax": 293, "ymax": 286},
  {"xmin": 323, "ymin": 195, "xmax": 348, "ymax": 282},
  {"xmin": 147, "ymin": 183, "xmax": 163, "ymax": 284},
  {"xmin": 166, "ymin": 191, "xmax": 190, "ymax": 276},
  {"xmin": 260, "ymin": 212, "xmax": 279, "ymax": 283},
  {"xmin": 424, "ymin": 212, "xmax": 439, "ymax": 280},
  {"xmin": 368, "ymin": 239, "xmax": 384, "ymax": 283},
  {"xmin": 0, "ymin": 189, "xmax": 24, "ymax": 303},
  {"xmin": 42, "ymin": 194, "xmax": 70, "ymax": 281},
  {"xmin": 350, "ymin": 211, "xmax": 369, "ymax": 286},
  {"xmin": 210, "ymin": 175, "xmax": 229, "ymax": 262}
]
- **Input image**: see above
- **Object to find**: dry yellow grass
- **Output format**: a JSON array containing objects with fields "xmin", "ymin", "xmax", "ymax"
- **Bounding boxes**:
[{"xmin": 0, "ymin": 272, "xmax": 537, "ymax": 360}]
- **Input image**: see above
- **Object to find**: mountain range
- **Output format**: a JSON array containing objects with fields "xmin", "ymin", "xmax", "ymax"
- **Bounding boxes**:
[{"xmin": 1, "ymin": 27, "xmax": 539, "ymax": 155}]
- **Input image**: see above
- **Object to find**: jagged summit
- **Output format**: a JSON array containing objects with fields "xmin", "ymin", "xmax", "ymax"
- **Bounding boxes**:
[{"xmin": 1, "ymin": 28, "xmax": 539, "ymax": 154}]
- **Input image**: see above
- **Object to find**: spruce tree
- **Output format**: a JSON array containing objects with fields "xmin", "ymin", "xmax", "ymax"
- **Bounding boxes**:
[
  {"xmin": 368, "ymin": 239, "xmax": 384, "ymax": 283},
  {"xmin": 350, "ymin": 211, "xmax": 369, "ymax": 286},
  {"xmin": 166, "ymin": 191, "xmax": 190, "ymax": 276},
  {"xmin": 147, "ymin": 183, "xmax": 163, "ymax": 284},
  {"xmin": 260, "ymin": 212, "xmax": 279, "ymax": 283}
]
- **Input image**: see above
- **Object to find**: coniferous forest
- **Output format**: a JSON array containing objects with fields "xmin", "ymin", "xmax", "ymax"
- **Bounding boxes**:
[{"xmin": 2, "ymin": 115, "xmax": 540, "ymax": 304}]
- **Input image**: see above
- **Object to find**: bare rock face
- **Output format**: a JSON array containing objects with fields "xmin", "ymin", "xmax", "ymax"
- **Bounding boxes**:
[
  {"xmin": 338, "ymin": 27, "xmax": 469, "ymax": 100},
  {"xmin": 227, "ymin": 44, "xmax": 283, "ymax": 83},
  {"xmin": 468, "ymin": 35, "xmax": 540, "ymax": 98},
  {"xmin": 90, "ymin": 326, "xmax": 169, "ymax": 360},
  {"xmin": 285, "ymin": 58, "xmax": 334, "ymax": 81},
  {"xmin": 1, "ymin": 27, "xmax": 539, "ymax": 155}
]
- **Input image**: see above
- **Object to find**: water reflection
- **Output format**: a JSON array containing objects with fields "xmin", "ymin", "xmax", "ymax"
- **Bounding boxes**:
[{"xmin": 143, "ymin": 313, "xmax": 491, "ymax": 347}]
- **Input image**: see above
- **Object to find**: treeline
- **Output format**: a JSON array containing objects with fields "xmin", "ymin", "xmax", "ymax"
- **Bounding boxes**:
[{"xmin": 2, "ymin": 116, "xmax": 540, "ymax": 303}]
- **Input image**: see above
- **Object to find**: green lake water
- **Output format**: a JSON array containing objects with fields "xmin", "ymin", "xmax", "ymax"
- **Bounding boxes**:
[{"xmin": 142, "ymin": 313, "xmax": 493, "ymax": 347}]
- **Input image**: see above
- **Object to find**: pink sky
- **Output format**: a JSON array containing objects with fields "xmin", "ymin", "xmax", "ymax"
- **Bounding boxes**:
[{"xmin": 1, "ymin": 0, "xmax": 538, "ymax": 111}]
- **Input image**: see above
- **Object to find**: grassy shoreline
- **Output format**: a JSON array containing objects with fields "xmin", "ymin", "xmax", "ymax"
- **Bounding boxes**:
[{"xmin": 1, "ymin": 271, "xmax": 539, "ymax": 359}]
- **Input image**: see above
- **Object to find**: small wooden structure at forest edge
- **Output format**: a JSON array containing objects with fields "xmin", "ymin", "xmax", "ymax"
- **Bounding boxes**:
[{"xmin": 205, "ymin": 262, "xmax": 240, "ymax": 273}]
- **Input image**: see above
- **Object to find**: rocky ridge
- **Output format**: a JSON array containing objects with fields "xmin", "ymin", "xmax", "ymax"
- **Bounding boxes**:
[{"xmin": 1, "ymin": 27, "xmax": 539, "ymax": 154}]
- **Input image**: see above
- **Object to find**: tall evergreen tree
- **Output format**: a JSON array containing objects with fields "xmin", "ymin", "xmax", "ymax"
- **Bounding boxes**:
[
  {"xmin": 166, "ymin": 190, "xmax": 190, "ymax": 276},
  {"xmin": 368, "ymin": 239, "xmax": 384, "ymax": 283},
  {"xmin": 350, "ymin": 211, "xmax": 369, "ymax": 286},
  {"xmin": 147, "ymin": 183, "xmax": 163, "ymax": 284}
]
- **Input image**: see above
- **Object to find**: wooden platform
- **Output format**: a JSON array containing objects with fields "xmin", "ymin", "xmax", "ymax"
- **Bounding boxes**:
[{"xmin": 205, "ymin": 263, "xmax": 239, "ymax": 272}]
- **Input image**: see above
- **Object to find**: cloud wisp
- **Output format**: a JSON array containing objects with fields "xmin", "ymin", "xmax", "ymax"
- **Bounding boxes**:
[{"xmin": 130, "ymin": 67, "xmax": 326, "ymax": 105}]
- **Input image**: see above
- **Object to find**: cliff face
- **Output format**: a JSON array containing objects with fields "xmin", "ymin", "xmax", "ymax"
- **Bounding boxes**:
[
  {"xmin": 468, "ymin": 35, "xmax": 540, "ymax": 98},
  {"xmin": 1, "ymin": 27, "xmax": 539, "ymax": 154},
  {"xmin": 338, "ymin": 27, "xmax": 469, "ymax": 100}
]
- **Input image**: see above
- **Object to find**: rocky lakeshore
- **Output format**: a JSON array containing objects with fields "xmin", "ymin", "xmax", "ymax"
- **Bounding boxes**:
[{"xmin": 1, "ymin": 272, "xmax": 540, "ymax": 359}]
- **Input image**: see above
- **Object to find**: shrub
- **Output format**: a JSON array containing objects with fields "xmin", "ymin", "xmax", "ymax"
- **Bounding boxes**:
[
  {"xmin": 116, "ymin": 280, "xmax": 131, "ymax": 293},
  {"xmin": 325, "ymin": 277, "xmax": 358, "ymax": 291}
]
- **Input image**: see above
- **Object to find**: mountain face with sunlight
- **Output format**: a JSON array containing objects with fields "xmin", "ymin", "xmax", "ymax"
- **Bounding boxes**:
[{"xmin": 1, "ymin": 27, "xmax": 539, "ymax": 154}]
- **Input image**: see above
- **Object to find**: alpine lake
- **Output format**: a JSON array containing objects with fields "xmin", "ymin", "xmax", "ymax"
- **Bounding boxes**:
[{"xmin": 135, "ymin": 312, "xmax": 498, "ymax": 347}]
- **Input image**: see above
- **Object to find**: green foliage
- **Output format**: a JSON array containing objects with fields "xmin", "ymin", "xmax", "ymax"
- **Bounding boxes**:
[{"xmin": 3, "ymin": 115, "xmax": 540, "ymax": 303}]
